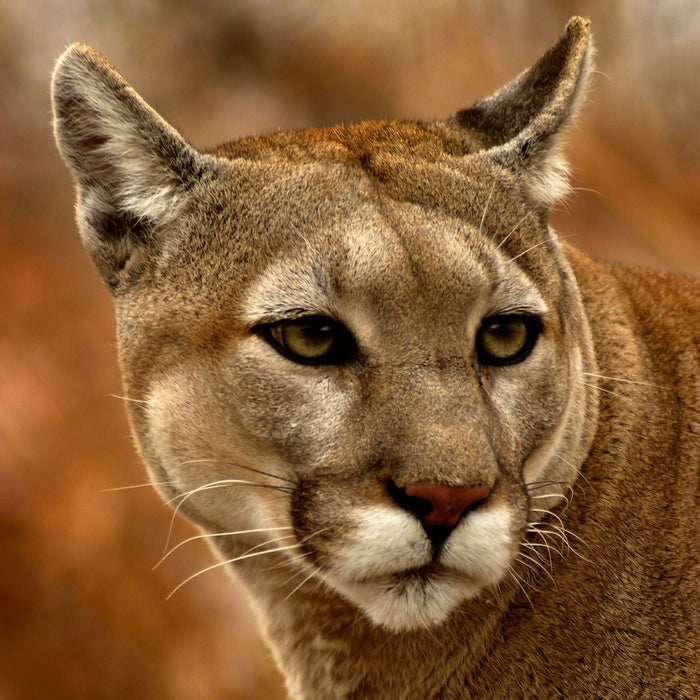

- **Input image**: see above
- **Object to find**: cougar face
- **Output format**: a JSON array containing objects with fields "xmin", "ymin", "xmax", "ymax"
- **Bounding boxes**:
[
  {"xmin": 53, "ymin": 17, "xmax": 699, "ymax": 700},
  {"xmin": 97, "ymin": 133, "xmax": 589, "ymax": 630}
]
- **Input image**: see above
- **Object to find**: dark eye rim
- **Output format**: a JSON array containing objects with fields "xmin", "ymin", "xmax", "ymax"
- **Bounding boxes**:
[
  {"xmin": 475, "ymin": 314, "xmax": 542, "ymax": 366},
  {"xmin": 256, "ymin": 315, "xmax": 356, "ymax": 366}
]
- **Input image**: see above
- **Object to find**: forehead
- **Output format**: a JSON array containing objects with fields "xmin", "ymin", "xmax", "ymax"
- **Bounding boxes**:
[
  {"xmin": 204, "ymin": 120, "xmax": 554, "ymax": 336},
  {"xmin": 239, "ymin": 164, "xmax": 547, "ymax": 332}
]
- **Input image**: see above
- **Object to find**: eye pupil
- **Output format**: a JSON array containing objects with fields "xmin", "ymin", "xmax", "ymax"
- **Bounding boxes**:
[{"xmin": 476, "ymin": 315, "xmax": 540, "ymax": 365}]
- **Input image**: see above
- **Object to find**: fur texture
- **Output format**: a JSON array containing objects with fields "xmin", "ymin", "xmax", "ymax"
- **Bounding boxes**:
[{"xmin": 53, "ymin": 17, "xmax": 699, "ymax": 698}]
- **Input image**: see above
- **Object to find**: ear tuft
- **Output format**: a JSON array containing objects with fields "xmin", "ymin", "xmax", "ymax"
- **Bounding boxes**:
[{"xmin": 451, "ymin": 17, "xmax": 594, "ymax": 210}]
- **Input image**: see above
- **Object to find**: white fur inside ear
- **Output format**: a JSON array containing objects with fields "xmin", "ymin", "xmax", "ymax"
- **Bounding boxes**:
[
  {"xmin": 526, "ymin": 149, "xmax": 572, "ymax": 208},
  {"xmin": 74, "ymin": 91, "xmax": 188, "ymax": 224},
  {"xmin": 485, "ymin": 120, "xmax": 576, "ymax": 210}
]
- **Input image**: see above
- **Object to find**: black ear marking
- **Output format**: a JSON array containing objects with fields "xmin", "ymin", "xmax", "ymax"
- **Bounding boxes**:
[{"xmin": 83, "ymin": 209, "xmax": 156, "ymax": 289}]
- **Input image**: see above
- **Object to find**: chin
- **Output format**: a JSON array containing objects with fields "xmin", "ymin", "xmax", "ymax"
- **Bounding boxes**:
[
  {"xmin": 342, "ymin": 573, "xmax": 479, "ymax": 632},
  {"xmin": 318, "ymin": 506, "xmax": 515, "ymax": 632}
]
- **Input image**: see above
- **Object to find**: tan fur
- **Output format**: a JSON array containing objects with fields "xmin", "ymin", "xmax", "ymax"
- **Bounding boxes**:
[{"xmin": 52, "ymin": 18, "xmax": 699, "ymax": 698}]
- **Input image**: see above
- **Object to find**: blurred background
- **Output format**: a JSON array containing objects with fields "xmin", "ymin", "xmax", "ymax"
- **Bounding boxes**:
[{"xmin": 1, "ymin": 1, "xmax": 698, "ymax": 698}]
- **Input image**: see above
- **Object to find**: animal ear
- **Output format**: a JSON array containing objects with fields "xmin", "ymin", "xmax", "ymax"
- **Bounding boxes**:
[
  {"xmin": 449, "ymin": 17, "xmax": 594, "ymax": 209},
  {"xmin": 51, "ymin": 43, "xmax": 215, "ymax": 289}
]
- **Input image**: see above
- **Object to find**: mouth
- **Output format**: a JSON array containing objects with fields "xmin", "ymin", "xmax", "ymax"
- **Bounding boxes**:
[
  {"xmin": 352, "ymin": 562, "xmax": 448, "ymax": 586},
  {"xmin": 344, "ymin": 561, "xmax": 484, "ymax": 607}
]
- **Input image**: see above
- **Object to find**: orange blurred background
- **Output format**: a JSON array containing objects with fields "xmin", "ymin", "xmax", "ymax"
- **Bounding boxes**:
[{"xmin": 1, "ymin": 2, "xmax": 698, "ymax": 698}]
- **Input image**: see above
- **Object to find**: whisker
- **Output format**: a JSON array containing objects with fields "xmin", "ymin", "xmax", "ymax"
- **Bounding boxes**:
[
  {"xmin": 282, "ymin": 569, "xmax": 322, "ymax": 603},
  {"xmin": 165, "ymin": 479, "xmax": 280, "ymax": 509},
  {"xmin": 243, "ymin": 526, "xmax": 332, "ymax": 570},
  {"xmin": 201, "ymin": 459, "xmax": 296, "ymax": 485},
  {"xmin": 102, "ymin": 481, "xmax": 165, "ymax": 493},
  {"xmin": 581, "ymin": 372, "xmax": 666, "ymax": 390},
  {"xmin": 271, "ymin": 552, "xmax": 316, "ymax": 580},
  {"xmin": 495, "ymin": 212, "xmax": 530, "ymax": 251},
  {"xmin": 108, "ymin": 393, "xmax": 148, "ymax": 404},
  {"xmin": 531, "ymin": 519, "xmax": 586, "ymax": 552},
  {"xmin": 526, "ymin": 480, "xmax": 580, "ymax": 501},
  {"xmin": 164, "ymin": 478, "xmax": 291, "ymax": 552},
  {"xmin": 527, "ymin": 523, "xmax": 571, "ymax": 551},
  {"xmin": 515, "ymin": 551, "xmax": 555, "ymax": 588},
  {"xmin": 570, "ymin": 185, "xmax": 602, "ymax": 197},
  {"xmin": 522, "ymin": 539, "xmax": 556, "ymax": 568},
  {"xmin": 535, "ymin": 526, "xmax": 595, "ymax": 565},
  {"xmin": 529, "ymin": 506, "xmax": 567, "ymax": 534},
  {"xmin": 166, "ymin": 525, "xmax": 333, "ymax": 598},
  {"xmin": 478, "ymin": 180, "xmax": 497, "ymax": 236},
  {"xmin": 234, "ymin": 462, "xmax": 296, "ymax": 485},
  {"xmin": 514, "ymin": 553, "xmax": 543, "ymax": 582},
  {"xmin": 523, "ymin": 540, "xmax": 559, "ymax": 550},
  {"xmin": 580, "ymin": 381, "xmax": 626, "ymax": 398},
  {"xmin": 239, "ymin": 534, "xmax": 300, "ymax": 560},
  {"xmin": 526, "ymin": 480, "xmax": 566, "ymax": 492},
  {"xmin": 527, "ymin": 526, "xmax": 563, "ymax": 560},
  {"xmin": 528, "ymin": 492, "xmax": 570, "ymax": 503},
  {"xmin": 175, "ymin": 458, "xmax": 295, "ymax": 485},
  {"xmin": 104, "ymin": 477, "xmax": 188, "ymax": 494},
  {"xmin": 552, "ymin": 455, "xmax": 591, "ymax": 490},
  {"xmin": 166, "ymin": 480, "xmax": 269, "ymax": 537},
  {"xmin": 507, "ymin": 566, "xmax": 535, "ymax": 610},
  {"xmin": 506, "ymin": 233, "xmax": 577, "ymax": 263},
  {"xmin": 527, "ymin": 488, "xmax": 572, "ymax": 503},
  {"xmin": 517, "ymin": 549, "xmax": 556, "ymax": 587},
  {"xmin": 508, "ymin": 238, "xmax": 552, "ymax": 262},
  {"xmin": 527, "ymin": 520, "xmax": 592, "ymax": 563},
  {"xmin": 526, "ymin": 523, "xmax": 567, "ymax": 539},
  {"xmin": 166, "ymin": 542, "xmax": 304, "ymax": 599},
  {"xmin": 155, "ymin": 527, "xmax": 295, "ymax": 568}
]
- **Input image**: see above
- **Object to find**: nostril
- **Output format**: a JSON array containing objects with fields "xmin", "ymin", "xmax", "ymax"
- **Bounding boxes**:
[
  {"xmin": 387, "ymin": 480, "xmax": 435, "ymax": 521},
  {"xmin": 389, "ymin": 481, "xmax": 491, "ymax": 530}
]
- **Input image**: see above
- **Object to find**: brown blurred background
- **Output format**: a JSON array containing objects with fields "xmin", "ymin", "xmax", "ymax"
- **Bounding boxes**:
[{"xmin": 1, "ymin": 1, "xmax": 698, "ymax": 698}]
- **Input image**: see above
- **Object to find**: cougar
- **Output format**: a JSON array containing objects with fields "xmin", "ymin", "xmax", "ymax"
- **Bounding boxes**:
[{"xmin": 52, "ymin": 17, "xmax": 699, "ymax": 698}]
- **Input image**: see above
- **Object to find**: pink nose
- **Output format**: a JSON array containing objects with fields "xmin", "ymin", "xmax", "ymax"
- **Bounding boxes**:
[{"xmin": 403, "ymin": 482, "xmax": 491, "ymax": 528}]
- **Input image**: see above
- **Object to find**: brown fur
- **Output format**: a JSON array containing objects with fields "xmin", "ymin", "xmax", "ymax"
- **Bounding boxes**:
[{"xmin": 52, "ymin": 18, "xmax": 699, "ymax": 698}]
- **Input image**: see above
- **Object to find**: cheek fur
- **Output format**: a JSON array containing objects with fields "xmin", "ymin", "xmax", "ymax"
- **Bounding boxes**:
[
  {"xmin": 484, "ymin": 341, "xmax": 570, "ymax": 455},
  {"xmin": 225, "ymin": 344, "xmax": 357, "ymax": 465}
]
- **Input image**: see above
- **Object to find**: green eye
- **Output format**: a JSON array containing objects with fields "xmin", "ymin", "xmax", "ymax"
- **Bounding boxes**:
[
  {"xmin": 476, "ymin": 315, "xmax": 541, "ymax": 365},
  {"xmin": 264, "ymin": 316, "xmax": 353, "ymax": 365}
]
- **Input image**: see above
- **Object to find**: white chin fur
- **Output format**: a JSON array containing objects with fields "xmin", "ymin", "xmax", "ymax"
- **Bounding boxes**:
[
  {"xmin": 341, "ymin": 575, "xmax": 470, "ymax": 632},
  {"xmin": 322, "ymin": 506, "xmax": 514, "ymax": 631}
]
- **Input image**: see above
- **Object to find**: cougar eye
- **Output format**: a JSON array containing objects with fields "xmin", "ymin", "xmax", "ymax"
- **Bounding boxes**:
[
  {"xmin": 263, "ymin": 316, "xmax": 353, "ymax": 365},
  {"xmin": 476, "ymin": 315, "xmax": 541, "ymax": 365}
]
